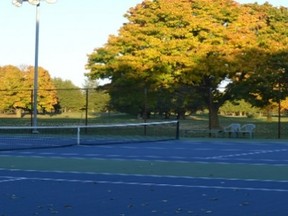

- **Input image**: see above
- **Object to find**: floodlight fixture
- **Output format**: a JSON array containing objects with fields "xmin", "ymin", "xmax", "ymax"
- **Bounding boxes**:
[
  {"xmin": 12, "ymin": 0, "xmax": 56, "ymax": 7},
  {"xmin": 12, "ymin": 0, "xmax": 23, "ymax": 7},
  {"xmin": 45, "ymin": 0, "xmax": 56, "ymax": 3},
  {"xmin": 28, "ymin": 0, "xmax": 40, "ymax": 5}
]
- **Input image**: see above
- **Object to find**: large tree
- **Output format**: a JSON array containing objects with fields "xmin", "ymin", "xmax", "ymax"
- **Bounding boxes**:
[
  {"xmin": 0, "ymin": 65, "xmax": 59, "ymax": 114},
  {"xmin": 52, "ymin": 78, "xmax": 84, "ymax": 112},
  {"xmin": 0, "ymin": 65, "xmax": 29, "ymax": 114},
  {"xmin": 87, "ymin": 0, "xmax": 288, "ymax": 127},
  {"xmin": 227, "ymin": 4, "xmax": 288, "ymax": 113}
]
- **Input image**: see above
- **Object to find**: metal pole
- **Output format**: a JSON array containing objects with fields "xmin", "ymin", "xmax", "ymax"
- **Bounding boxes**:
[
  {"xmin": 32, "ymin": 3, "xmax": 40, "ymax": 133},
  {"xmin": 85, "ymin": 88, "xmax": 88, "ymax": 126},
  {"xmin": 176, "ymin": 121, "xmax": 180, "ymax": 140},
  {"xmin": 208, "ymin": 87, "xmax": 212, "ymax": 137},
  {"xmin": 143, "ymin": 86, "xmax": 147, "ymax": 136},
  {"xmin": 30, "ymin": 89, "xmax": 33, "ymax": 126},
  {"xmin": 278, "ymin": 81, "xmax": 281, "ymax": 139},
  {"xmin": 278, "ymin": 99, "xmax": 281, "ymax": 139}
]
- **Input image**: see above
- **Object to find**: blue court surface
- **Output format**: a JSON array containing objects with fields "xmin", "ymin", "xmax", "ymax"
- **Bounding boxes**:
[{"xmin": 0, "ymin": 139, "xmax": 288, "ymax": 216}]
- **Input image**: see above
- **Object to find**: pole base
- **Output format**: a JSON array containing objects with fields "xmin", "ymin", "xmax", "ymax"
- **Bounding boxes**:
[{"xmin": 32, "ymin": 129, "xmax": 39, "ymax": 134}]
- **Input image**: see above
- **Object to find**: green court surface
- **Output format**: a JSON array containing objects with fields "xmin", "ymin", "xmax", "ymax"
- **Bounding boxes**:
[{"xmin": 1, "ymin": 155, "xmax": 288, "ymax": 181}]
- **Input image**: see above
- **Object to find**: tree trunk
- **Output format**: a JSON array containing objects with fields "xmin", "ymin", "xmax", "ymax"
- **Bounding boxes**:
[
  {"xmin": 266, "ymin": 108, "xmax": 273, "ymax": 121},
  {"xmin": 16, "ymin": 109, "xmax": 23, "ymax": 118},
  {"xmin": 209, "ymin": 103, "xmax": 220, "ymax": 129}
]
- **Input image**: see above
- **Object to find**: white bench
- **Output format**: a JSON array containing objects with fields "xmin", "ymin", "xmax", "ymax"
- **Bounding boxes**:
[
  {"xmin": 223, "ymin": 123, "xmax": 256, "ymax": 138},
  {"xmin": 223, "ymin": 123, "xmax": 241, "ymax": 137},
  {"xmin": 239, "ymin": 124, "xmax": 256, "ymax": 138}
]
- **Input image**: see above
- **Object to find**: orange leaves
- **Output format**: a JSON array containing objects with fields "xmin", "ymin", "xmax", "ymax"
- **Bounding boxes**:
[
  {"xmin": 0, "ymin": 65, "xmax": 59, "ymax": 112},
  {"xmin": 87, "ymin": 0, "xmax": 288, "ymax": 99},
  {"xmin": 280, "ymin": 98, "xmax": 288, "ymax": 111}
]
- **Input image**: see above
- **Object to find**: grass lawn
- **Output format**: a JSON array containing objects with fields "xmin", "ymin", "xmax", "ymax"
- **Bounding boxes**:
[{"xmin": 180, "ymin": 114, "xmax": 288, "ymax": 139}]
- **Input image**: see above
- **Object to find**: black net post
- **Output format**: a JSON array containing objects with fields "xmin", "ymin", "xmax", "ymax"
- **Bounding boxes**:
[{"xmin": 176, "ymin": 121, "xmax": 180, "ymax": 140}]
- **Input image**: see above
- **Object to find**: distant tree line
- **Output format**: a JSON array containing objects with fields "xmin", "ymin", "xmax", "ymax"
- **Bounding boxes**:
[
  {"xmin": 1, "ymin": 64, "xmax": 286, "ymax": 119},
  {"xmin": 0, "ymin": 65, "xmax": 110, "ymax": 116}
]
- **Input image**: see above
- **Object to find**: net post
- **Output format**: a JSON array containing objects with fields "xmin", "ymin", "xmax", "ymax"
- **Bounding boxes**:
[
  {"xmin": 77, "ymin": 127, "xmax": 80, "ymax": 145},
  {"xmin": 176, "ymin": 121, "xmax": 180, "ymax": 140}
]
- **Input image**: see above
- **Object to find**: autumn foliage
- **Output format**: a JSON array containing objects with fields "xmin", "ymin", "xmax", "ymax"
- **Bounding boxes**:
[
  {"xmin": 0, "ymin": 65, "xmax": 58, "ymax": 114},
  {"xmin": 87, "ymin": 0, "xmax": 288, "ymax": 127}
]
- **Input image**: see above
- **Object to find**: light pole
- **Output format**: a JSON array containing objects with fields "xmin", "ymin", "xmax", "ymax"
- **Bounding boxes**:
[{"xmin": 12, "ymin": 0, "xmax": 56, "ymax": 132}]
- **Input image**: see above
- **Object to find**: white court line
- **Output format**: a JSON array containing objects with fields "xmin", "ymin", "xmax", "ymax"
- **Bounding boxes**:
[
  {"xmin": 0, "ymin": 175, "xmax": 287, "ymax": 193},
  {"xmin": 1, "ymin": 168, "xmax": 288, "ymax": 183},
  {"xmin": 0, "ymin": 177, "xmax": 25, "ymax": 183},
  {"xmin": 206, "ymin": 149, "xmax": 288, "ymax": 160},
  {"xmin": 1, "ymin": 167, "xmax": 288, "ymax": 193}
]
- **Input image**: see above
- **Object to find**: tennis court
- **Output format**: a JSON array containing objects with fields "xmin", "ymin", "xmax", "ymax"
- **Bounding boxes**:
[{"xmin": 1, "ymin": 138, "xmax": 288, "ymax": 216}]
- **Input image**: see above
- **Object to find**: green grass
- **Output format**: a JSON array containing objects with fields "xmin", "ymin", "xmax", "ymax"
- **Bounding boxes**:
[
  {"xmin": 180, "ymin": 114, "xmax": 288, "ymax": 139},
  {"xmin": 0, "ymin": 112, "xmax": 142, "ymax": 126}
]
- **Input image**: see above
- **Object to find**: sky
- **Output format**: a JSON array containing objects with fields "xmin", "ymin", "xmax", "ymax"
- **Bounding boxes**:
[{"xmin": 1, "ymin": 0, "xmax": 287, "ymax": 87}]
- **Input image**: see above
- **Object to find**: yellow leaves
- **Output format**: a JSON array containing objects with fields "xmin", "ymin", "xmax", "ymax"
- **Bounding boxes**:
[
  {"xmin": 86, "ymin": 0, "xmax": 288, "ymax": 99},
  {"xmin": 265, "ymin": 98, "xmax": 288, "ymax": 112},
  {"xmin": 0, "ymin": 65, "xmax": 58, "ymax": 112},
  {"xmin": 280, "ymin": 98, "xmax": 288, "ymax": 111}
]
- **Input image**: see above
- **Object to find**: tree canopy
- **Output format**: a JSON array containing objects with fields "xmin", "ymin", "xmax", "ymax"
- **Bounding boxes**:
[
  {"xmin": 82, "ymin": 79, "xmax": 111, "ymax": 113},
  {"xmin": 86, "ymin": 0, "xmax": 288, "ymax": 127},
  {"xmin": 0, "ymin": 65, "xmax": 110, "ymax": 116},
  {"xmin": 0, "ymin": 65, "xmax": 58, "ymax": 113},
  {"xmin": 52, "ymin": 78, "xmax": 84, "ymax": 112}
]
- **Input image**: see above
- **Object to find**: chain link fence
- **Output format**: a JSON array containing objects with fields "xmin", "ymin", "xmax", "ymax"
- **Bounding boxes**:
[{"xmin": 0, "ymin": 88, "xmax": 287, "ymax": 139}]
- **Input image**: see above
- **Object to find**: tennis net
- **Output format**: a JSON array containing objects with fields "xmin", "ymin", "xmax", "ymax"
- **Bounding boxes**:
[{"xmin": 0, "ymin": 120, "xmax": 179, "ymax": 151}]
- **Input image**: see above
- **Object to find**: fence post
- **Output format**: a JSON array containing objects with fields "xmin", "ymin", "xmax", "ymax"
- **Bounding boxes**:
[
  {"xmin": 30, "ymin": 89, "xmax": 33, "ymax": 127},
  {"xmin": 278, "ymin": 83, "xmax": 281, "ymax": 139},
  {"xmin": 176, "ymin": 121, "xmax": 180, "ymax": 140},
  {"xmin": 85, "ymin": 88, "xmax": 88, "ymax": 126}
]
